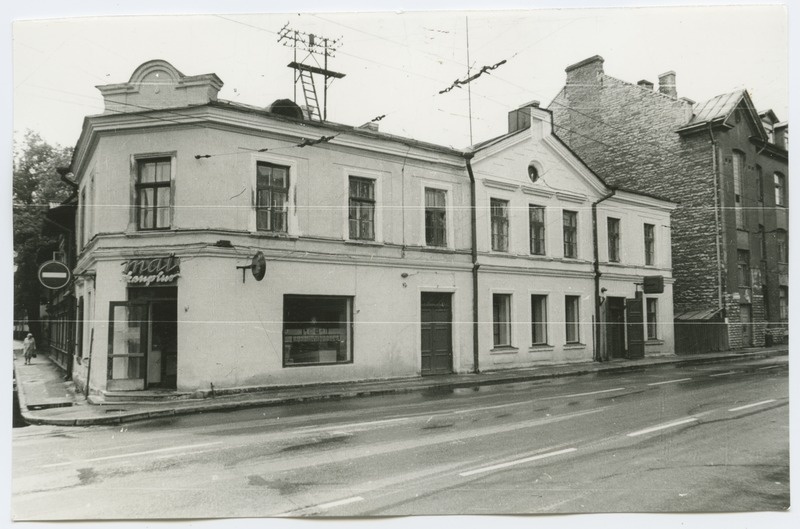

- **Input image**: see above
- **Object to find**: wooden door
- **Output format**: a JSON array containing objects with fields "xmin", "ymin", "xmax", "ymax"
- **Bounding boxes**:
[{"xmin": 421, "ymin": 293, "xmax": 453, "ymax": 375}]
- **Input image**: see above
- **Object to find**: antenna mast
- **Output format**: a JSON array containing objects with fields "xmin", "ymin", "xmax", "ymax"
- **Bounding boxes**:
[{"xmin": 277, "ymin": 22, "xmax": 346, "ymax": 122}]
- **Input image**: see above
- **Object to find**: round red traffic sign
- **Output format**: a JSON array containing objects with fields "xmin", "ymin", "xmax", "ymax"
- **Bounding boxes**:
[{"xmin": 38, "ymin": 260, "xmax": 72, "ymax": 290}]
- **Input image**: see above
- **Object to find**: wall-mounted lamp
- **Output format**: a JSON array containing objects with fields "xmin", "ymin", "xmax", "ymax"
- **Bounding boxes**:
[{"xmin": 599, "ymin": 287, "xmax": 608, "ymax": 306}]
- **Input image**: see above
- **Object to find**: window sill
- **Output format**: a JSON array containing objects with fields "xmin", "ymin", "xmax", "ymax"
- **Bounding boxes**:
[
  {"xmin": 528, "ymin": 344, "xmax": 554, "ymax": 353},
  {"xmin": 420, "ymin": 245, "xmax": 455, "ymax": 253},
  {"xmin": 490, "ymin": 346, "xmax": 519, "ymax": 354},
  {"xmin": 250, "ymin": 231, "xmax": 298, "ymax": 241},
  {"xmin": 344, "ymin": 239, "xmax": 384, "ymax": 247},
  {"xmin": 563, "ymin": 343, "xmax": 586, "ymax": 350},
  {"xmin": 645, "ymin": 339, "xmax": 664, "ymax": 346}
]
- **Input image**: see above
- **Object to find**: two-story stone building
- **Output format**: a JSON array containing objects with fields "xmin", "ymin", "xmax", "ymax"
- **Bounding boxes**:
[
  {"xmin": 550, "ymin": 55, "xmax": 789, "ymax": 352},
  {"xmin": 64, "ymin": 60, "xmax": 676, "ymax": 398}
]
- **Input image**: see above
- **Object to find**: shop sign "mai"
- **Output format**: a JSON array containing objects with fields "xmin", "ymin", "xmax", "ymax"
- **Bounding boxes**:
[{"xmin": 122, "ymin": 255, "xmax": 181, "ymax": 285}]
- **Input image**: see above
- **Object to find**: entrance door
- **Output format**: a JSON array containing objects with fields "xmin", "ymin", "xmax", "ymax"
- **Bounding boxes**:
[
  {"xmin": 606, "ymin": 297, "xmax": 627, "ymax": 359},
  {"xmin": 740, "ymin": 305, "xmax": 753, "ymax": 347},
  {"xmin": 421, "ymin": 293, "xmax": 453, "ymax": 375},
  {"xmin": 147, "ymin": 300, "xmax": 178, "ymax": 389},
  {"xmin": 625, "ymin": 294, "xmax": 645, "ymax": 359},
  {"xmin": 107, "ymin": 302, "xmax": 148, "ymax": 391}
]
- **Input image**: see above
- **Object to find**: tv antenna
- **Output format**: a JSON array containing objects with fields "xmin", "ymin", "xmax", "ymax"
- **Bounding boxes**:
[{"xmin": 277, "ymin": 22, "xmax": 346, "ymax": 122}]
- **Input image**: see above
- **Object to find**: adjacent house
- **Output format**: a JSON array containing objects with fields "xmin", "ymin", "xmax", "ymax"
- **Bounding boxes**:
[{"xmin": 550, "ymin": 55, "xmax": 789, "ymax": 352}]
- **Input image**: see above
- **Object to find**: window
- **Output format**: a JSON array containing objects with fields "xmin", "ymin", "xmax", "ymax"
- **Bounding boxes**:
[
  {"xmin": 529, "ymin": 205, "xmax": 546, "ymax": 255},
  {"xmin": 776, "ymin": 229, "xmax": 788, "ymax": 263},
  {"xmin": 756, "ymin": 165, "xmax": 764, "ymax": 202},
  {"xmin": 565, "ymin": 295, "xmax": 580, "ymax": 343},
  {"xmin": 774, "ymin": 172, "xmax": 786, "ymax": 207},
  {"xmin": 646, "ymin": 298, "xmax": 658, "ymax": 340},
  {"xmin": 562, "ymin": 210, "xmax": 578, "ymax": 258},
  {"xmin": 644, "ymin": 223, "xmax": 655, "ymax": 266},
  {"xmin": 759, "ymin": 225, "xmax": 767, "ymax": 261},
  {"xmin": 492, "ymin": 294, "xmax": 512, "ymax": 347},
  {"xmin": 136, "ymin": 158, "xmax": 172, "ymax": 230},
  {"xmin": 607, "ymin": 217, "xmax": 620, "ymax": 262},
  {"xmin": 531, "ymin": 295, "xmax": 548, "ymax": 345},
  {"xmin": 256, "ymin": 161, "xmax": 290, "ymax": 232},
  {"xmin": 424, "ymin": 188, "xmax": 447, "ymax": 247},
  {"xmin": 779, "ymin": 287, "xmax": 788, "ymax": 320},
  {"xmin": 737, "ymin": 250, "xmax": 751, "ymax": 288},
  {"xmin": 348, "ymin": 177, "xmax": 376, "ymax": 240},
  {"xmin": 283, "ymin": 295, "xmax": 353, "ymax": 366},
  {"xmin": 732, "ymin": 151, "xmax": 745, "ymax": 228},
  {"xmin": 528, "ymin": 163, "xmax": 540, "ymax": 183},
  {"xmin": 491, "ymin": 199, "xmax": 509, "ymax": 252}
]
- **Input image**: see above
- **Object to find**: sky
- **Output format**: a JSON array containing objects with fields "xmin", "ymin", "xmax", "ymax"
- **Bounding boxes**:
[{"xmin": 9, "ymin": 3, "xmax": 790, "ymax": 152}]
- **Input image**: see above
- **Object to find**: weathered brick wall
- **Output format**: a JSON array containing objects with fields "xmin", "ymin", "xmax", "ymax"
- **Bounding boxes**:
[
  {"xmin": 724, "ymin": 294, "xmax": 743, "ymax": 349},
  {"xmin": 550, "ymin": 63, "xmax": 721, "ymax": 317}
]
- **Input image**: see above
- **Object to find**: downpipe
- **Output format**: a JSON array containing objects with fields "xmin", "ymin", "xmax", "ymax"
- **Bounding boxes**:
[{"xmin": 464, "ymin": 153, "xmax": 481, "ymax": 374}]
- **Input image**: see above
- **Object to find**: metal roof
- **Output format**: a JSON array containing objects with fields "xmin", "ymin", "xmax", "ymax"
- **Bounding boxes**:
[
  {"xmin": 686, "ymin": 90, "xmax": 745, "ymax": 126},
  {"xmin": 674, "ymin": 308, "xmax": 723, "ymax": 321}
]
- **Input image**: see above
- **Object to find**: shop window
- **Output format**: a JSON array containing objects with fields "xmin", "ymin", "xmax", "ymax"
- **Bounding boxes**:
[
  {"xmin": 136, "ymin": 158, "xmax": 172, "ymax": 230},
  {"xmin": 607, "ymin": 217, "xmax": 620, "ymax": 262},
  {"xmin": 490, "ymin": 199, "xmax": 509, "ymax": 252},
  {"xmin": 256, "ymin": 161, "xmax": 289, "ymax": 232},
  {"xmin": 565, "ymin": 295, "xmax": 580, "ymax": 343},
  {"xmin": 529, "ymin": 205, "xmax": 546, "ymax": 255},
  {"xmin": 646, "ymin": 298, "xmax": 658, "ymax": 340},
  {"xmin": 531, "ymin": 295, "xmax": 548, "ymax": 345},
  {"xmin": 732, "ymin": 150, "xmax": 745, "ymax": 229},
  {"xmin": 349, "ymin": 176, "xmax": 375, "ymax": 240},
  {"xmin": 563, "ymin": 210, "xmax": 578, "ymax": 258},
  {"xmin": 492, "ymin": 294, "xmax": 512, "ymax": 347},
  {"xmin": 283, "ymin": 296, "xmax": 353, "ymax": 366},
  {"xmin": 774, "ymin": 172, "xmax": 786, "ymax": 207},
  {"xmin": 644, "ymin": 223, "xmax": 655, "ymax": 266},
  {"xmin": 425, "ymin": 188, "xmax": 447, "ymax": 247}
]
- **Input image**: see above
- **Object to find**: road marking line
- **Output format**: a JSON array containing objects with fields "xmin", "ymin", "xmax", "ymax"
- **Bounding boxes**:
[
  {"xmin": 709, "ymin": 371, "xmax": 737, "ymax": 377},
  {"xmin": 647, "ymin": 378, "xmax": 692, "ymax": 386},
  {"xmin": 728, "ymin": 399, "xmax": 777, "ymax": 412},
  {"xmin": 295, "ymin": 417, "xmax": 410, "ymax": 433},
  {"xmin": 313, "ymin": 496, "xmax": 365, "ymax": 510},
  {"xmin": 627, "ymin": 418, "xmax": 697, "ymax": 437},
  {"xmin": 39, "ymin": 441, "xmax": 223, "ymax": 468},
  {"xmin": 459, "ymin": 447, "xmax": 577, "ymax": 477},
  {"xmin": 758, "ymin": 365, "xmax": 781, "ymax": 370},
  {"xmin": 541, "ymin": 388, "xmax": 626, "ymax": 400}
]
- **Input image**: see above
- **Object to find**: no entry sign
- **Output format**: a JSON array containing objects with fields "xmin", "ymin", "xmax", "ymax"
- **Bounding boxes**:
[{"xmin": 38, "ymin": 260, "xmax": 72, "ymax": 290}]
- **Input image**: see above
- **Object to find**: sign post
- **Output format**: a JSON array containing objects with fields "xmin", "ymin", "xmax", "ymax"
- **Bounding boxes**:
[{"xmin": 37, "ymin": 260, "xmax": 72, "ymax": 290}]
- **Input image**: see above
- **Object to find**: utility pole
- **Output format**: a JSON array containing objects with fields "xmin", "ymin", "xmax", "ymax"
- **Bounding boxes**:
[
  {"xmin": 466, "ymin": 16, "xmax": 473, "ymax": 145},
  {"xmin": 277, "ymin": 23, "xmax": 346, "ymax": 122}
]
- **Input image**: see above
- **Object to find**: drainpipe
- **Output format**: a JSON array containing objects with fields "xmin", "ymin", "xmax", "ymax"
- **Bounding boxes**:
[
  {"xmin": 592, "ymin": 189, "xmax": 616, "ymax": 362},
  {"xmin": 708, "ymin": 125, "xmax": 724, "ymax": 311},
  {"xmin": 464, "ymin": 153, "xmax": 481, "ymax": 374}
]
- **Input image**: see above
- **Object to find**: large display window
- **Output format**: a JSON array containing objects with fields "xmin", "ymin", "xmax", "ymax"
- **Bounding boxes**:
[{"xmin": 283, "ymin": 295, "xmax": 353, "ymax": 366}]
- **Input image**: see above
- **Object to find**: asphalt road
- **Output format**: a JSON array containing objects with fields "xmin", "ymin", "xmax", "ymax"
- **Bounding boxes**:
[{"xmin": 11, "ymin": 356, "xmax": 789, "ymax": 519}]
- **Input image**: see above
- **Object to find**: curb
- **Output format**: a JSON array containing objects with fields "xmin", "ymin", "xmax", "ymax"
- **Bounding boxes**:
[{"xmin": 18, "ymin": 348, "xmax": 788, "ymax": 427}]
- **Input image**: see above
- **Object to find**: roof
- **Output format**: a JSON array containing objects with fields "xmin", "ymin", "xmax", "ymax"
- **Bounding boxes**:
[
  {"xmin": 685, "ymin": 90, "xmax": 746, "ymax": 126},
  {"xmin": 674, "ymin": 308, "xmax": 723, "ymax": 321}
]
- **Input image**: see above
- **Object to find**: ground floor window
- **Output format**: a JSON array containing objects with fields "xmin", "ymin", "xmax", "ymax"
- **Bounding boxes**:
[
  {"xmin": 531, "ymin": 295, "xmax": 548, "ymax": 345},
  {"xmin": 492, "ymin": 294, "xmax": 512, "ymax": 347},
  {"xmin": 283, "ymin": 296, "xmax": 353, "ymax": 366},
  {"xmin": 779, "ymin": 287, "xmax": 788, "ymax": 320},
  {"xmin": 646, "ymin": 298, "xmax": 658, "ymax": 340},
  {"xmin": 565, "ymin": 295, "xmax": 580, "ymax": 343}
]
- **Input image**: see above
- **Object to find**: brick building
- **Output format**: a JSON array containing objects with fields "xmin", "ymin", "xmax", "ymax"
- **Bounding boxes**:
[{"xmin": 550, "ymin": 55, "xmax": 788, "ymax": 352}]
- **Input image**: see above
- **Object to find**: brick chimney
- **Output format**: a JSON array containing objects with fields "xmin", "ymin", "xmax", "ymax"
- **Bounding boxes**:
[
  {"xmin": 565, "ymin": 55, "xmax": 605, "ymax": 85},
  {"xmin": 637, "ymin": 80, "xmax": 654, "ymax": 90},
  {"xmin": 658, "ymin": 71, "xmax": 677, "ymax": 98}
]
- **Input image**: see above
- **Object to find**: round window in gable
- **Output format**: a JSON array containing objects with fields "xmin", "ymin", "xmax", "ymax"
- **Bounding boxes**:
[{"xmin": 528, "ymin": 163, "xmax": 540, "ymax": 183}]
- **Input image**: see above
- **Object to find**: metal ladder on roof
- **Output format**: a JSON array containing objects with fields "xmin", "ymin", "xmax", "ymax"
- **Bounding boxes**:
[{"xmin": 298, "ymin": 69, "xmax": 322, "ymax": 121}]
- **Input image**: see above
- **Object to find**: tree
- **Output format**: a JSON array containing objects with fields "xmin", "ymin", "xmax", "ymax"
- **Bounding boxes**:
[{"xmin": 13, "ymin": 131, "xmax": 74, "ymax": 338}]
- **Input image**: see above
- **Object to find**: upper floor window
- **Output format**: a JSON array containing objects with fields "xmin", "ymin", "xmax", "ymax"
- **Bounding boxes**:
[
  {"xmin": 424, "ymin": 188, "xmax": 447, "ymax": 247},
  {"xmin": 737, "ymin": 249, "xmax": 751, "ymax": 288},
  {"xmin": 527, "ymin": 163, "xmax": 540, "ymax": 183},
  {"xmin": 776, "ymin": 229, "xmax": 788, "ymax": 263},
  {"xmin": 759, "ymin": 224, "xmax": 767, "ymax": 261},
  {"xmin": 256, "ymin": 161, "xmax": 289, "ymax": 233},
  {"xmin": 774, "ymin": 172, "xmax": 786, "ymax": 207},
  {"xmin": 644, "ymin": 223, "xmax": 655, "ymax": 266},
  {"xmin": 136, "ymin": 158, "xmax": 172, "ymax": 230},
  {"xmin": 732, "ymin": 151, "xmax": 745, "ymax": 229},
  {"xmin": 491, "ymin": 199, "xmax": 509, "ymax": 252},
  {"xmin": 607, "ymin": 217, "xmax": 620, "ymax": 262},
  {"xmin": 529, "ymin": 205, "xmax": 546, "ymax": 255},
  {"xmin": 756, "ymin": 164, "xmax": 764, "ymax": 202},
  {"xmin": 562, "ymin": 210, "xmax": 578, "ymax": 258},
  {"xmin": 349, "ymin": 176, "xmax": 375, "ymax": 240}
]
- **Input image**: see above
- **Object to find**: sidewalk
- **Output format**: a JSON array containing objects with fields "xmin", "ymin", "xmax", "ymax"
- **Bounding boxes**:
[{"xmin": 13, "ymin": 341, "xmax": 789, "ymax": 427}]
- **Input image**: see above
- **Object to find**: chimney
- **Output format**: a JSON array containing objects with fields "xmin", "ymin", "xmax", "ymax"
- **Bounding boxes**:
[
  {"xmin": 637, "ymin": 80, "xmax": 654, "ymax": 90},
  {"xmin": 508, "ymin": 100, "xmax": 540, "ymax": 133},
  {"xmin": 565, "ymin": 55, "xmax": 605, "ymax": 85},
  {"xmin": 658, "ymin": 71, "xmax": 677, "ymax": 98},
  {"xmin": 359, "ymin": 122, "xmax": 379, "ymax": 132}
]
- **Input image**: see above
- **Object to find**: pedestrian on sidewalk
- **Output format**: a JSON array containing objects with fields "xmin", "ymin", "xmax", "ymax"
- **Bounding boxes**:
[{"xmin": 22, "ymin": 333, "xmax": 37, "ymax": 365}]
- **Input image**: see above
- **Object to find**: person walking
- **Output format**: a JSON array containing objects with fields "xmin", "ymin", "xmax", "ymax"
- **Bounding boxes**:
[{"xmin": 22, "ymin": 333, "xmax": 36, "ymax": 365}]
